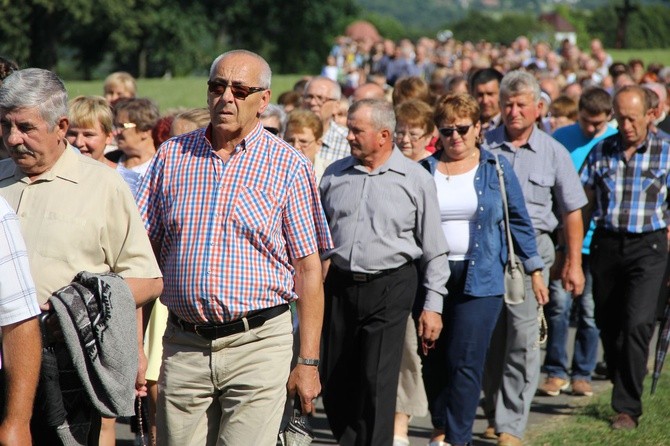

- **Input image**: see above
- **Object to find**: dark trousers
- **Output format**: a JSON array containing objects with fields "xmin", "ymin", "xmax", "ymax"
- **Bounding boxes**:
[
  {"xmin": 422, "ymin": 261, "xmax": 503, "ymax": 444},
  {"xmin": 322, "ymin": 264, "xmax": 417, "ymax": 446},
  {"xmin": 590, "ymin": 228, "xmax": 667, "ymax": 418}
]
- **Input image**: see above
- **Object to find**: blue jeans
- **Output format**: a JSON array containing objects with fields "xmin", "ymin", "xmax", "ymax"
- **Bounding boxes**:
[
  {"xmin": 430, "ymin": 260, "xmax": 503, "ymax": 444},
  {"xmin": 542, "ymin": 256, "xmax": 599, "ymax": 381}
]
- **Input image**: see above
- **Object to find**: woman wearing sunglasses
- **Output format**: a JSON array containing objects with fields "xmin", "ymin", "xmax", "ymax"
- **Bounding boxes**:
[{"xmin": 420, "ymin": 94, "xmax": 548, "ymax": 446}]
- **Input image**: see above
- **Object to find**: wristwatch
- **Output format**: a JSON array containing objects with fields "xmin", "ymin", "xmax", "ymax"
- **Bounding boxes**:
[
  {"xmin": 297, "ymin": 356, "xmax": 320, "ymax": 366},
  {"xmin": 531, "ymin": 270, "xmax": 543, "ymax": 277}
]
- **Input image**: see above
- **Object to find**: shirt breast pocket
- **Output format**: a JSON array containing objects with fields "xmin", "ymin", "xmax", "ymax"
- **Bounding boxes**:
[
  {"xmin": 642, "ymin": 168, "xmax": 665, "ymax": 194},
  {"xmin": 596, "ymin": 167, "xmax": 616, "ymax": 193},
  {"xmin": 527, "ymin": 173, "xmax": 554, "ymax": 205},
  {"xmin": 36, "ymin": 213, "xmax": 90, "ymax": 262},
  {"xmin": 233, "ymin": 187, "xmax": 277, "ymax": 233}
]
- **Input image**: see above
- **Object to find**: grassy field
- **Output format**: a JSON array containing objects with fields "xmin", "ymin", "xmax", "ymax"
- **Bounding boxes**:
[
  {"xmin": 527, "ymin": 370, "xmax": 670, "ymax": 446},
  {"xmin": 608, "ymin": 49, "xmax": 670, "ymax": 67},
  {"xmin": 66, "ymin": 74, "xmax": 305, "ymax": 113}
]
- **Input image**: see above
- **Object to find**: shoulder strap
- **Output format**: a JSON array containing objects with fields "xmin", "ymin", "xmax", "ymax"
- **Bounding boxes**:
[{"xmin": 495, "ymin": 155, "xmax": 517, "ymax": 265}]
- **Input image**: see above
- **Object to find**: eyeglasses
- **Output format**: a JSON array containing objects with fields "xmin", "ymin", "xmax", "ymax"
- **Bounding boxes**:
[
  {"xmin": 394, "ymin": 130, "xmax": 427, "ymax": 142},
  {"xmin": 438, "ymin": 124, "xmax": 472, "ymax": 137},
  {"xmin": 264, "ymin": 126, "xmax": 280, "ymax": 135},
  {"xmin": 285, "ymin": 137, "xmax": 316, "ymax": 148},
  {"xmin": 113, "ymin": 122, "xmax": 137, "ymax": 132},
  {"xmin": 207, "ymin": 79, "xmax": 266, "ymax": 100},
  {"xmin": 303, "ymin": 94, "xmax": 337, "ymax": 105}
]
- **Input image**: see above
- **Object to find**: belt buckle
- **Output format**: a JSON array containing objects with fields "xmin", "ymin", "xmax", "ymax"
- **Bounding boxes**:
[{"xmin": 352, "ymin": 273, "xmax": 367, "ymax": 282}]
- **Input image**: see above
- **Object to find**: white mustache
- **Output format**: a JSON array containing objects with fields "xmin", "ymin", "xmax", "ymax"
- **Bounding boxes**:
[{"xmin": 8, "ymin": 144, "xmax": 35, "ymax": 156}]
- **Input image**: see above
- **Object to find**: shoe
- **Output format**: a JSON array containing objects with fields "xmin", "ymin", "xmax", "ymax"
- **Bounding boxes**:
[
  {"xmin": 497, "ymin": 432, "xmax": 523, "ymax": 446},
  {"xmin": 594, "ymin": 361, "xmax": 609, "ymax": 378},
  {"xmin": 393, "ymin": 435, "xmax": 410, "ymax": 446},
  {"xmin": 610, "ymin": 412, "xmax": 637, "ymax": 430},
  {"xmin": 537, "ymin": 376, "xmax": 569, "ymax": 396},
  {"xmin": 482, "ymin": 425, "xmax": 497, "ymax": 439},
  {"xmin": 571, "ymin": 379, "xmax": 593, "ymax": 396},
  {"xmin": 427, "ymin": 441, "xmax": 449, "ymax": 446}
]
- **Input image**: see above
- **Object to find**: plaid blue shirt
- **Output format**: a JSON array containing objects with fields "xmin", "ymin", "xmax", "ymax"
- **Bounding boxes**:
[
  {"xmin": 135, "ymin": 123, "xmax": 332, "ymax": 324},
  {"xmin": 582, "ymin": 131, "xmax": 670, "ymax": 233}
]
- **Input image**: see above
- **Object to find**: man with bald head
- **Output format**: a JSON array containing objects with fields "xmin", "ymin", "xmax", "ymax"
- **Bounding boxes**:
[
  {"xmin": 582, "ymin": 85, "xmax": 670, "ymax": 430},
  {"xmin": 136, "ymin": 50, "xmax": 332, "ymax": 445},
  {"xmin": 302, "ymin": 76, "xmax": 350, "ymax": 161},
  {"xmin": 352, "ymin": 81, "xmax": 387, "ymax": 102}
]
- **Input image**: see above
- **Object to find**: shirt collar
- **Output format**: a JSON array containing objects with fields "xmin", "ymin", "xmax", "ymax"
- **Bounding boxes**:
[
  {"xmin": 204, "ymin": 122, "xmax": 264, "ymax": 156},
  {"xmin": 485, "ymin": 124, "xmax": 540, "ymax": 152},
  {"xmin": 334, "ymin": 146, "xmax": 409, "ymax": 175},
  {"xmin": 0, "ymin": 143, "xmax": 80, "ymax": 184}
]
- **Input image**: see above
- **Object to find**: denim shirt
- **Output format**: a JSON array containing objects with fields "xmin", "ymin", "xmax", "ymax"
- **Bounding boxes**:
[{"xmin": 420, "ymin": 149, "xmax": 544, "ymax": 297}]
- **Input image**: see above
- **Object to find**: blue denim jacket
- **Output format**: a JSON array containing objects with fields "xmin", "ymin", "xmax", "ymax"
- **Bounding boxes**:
[{"xmin": 420, "ymin": 149, "xmax": 544, "ymax": 297}]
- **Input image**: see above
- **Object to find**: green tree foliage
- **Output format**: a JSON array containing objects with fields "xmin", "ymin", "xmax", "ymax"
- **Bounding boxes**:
[{"xmin": 0, "ymin": 0, "xmax": 358, "ymax": 78}]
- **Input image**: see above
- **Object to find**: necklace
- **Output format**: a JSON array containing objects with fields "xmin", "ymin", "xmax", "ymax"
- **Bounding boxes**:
[{"xmin": 442, "ymin": 150, "xmax": 477, "ymax": 181}]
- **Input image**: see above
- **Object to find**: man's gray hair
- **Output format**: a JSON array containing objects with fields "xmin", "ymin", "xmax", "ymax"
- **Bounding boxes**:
[
  {"xmin": 260, "ymin": 103, "xmax": 287, "ymax": 133},
  {"xmin": 209, "ymin": 50, "xmax": 272, "ymax": 89},
  {"xmin": 349, "ymin": 98, "xmax": 396, "ymax": 133},
  {"xmin": 0, "ymin": 68, "xmax": 68, "ymax": 126},
  {"xmin": 499, "ymin": 70, "xmax": 541, "ymax": 103}
]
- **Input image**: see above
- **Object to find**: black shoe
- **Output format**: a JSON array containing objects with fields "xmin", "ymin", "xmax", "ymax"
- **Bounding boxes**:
[{"xmin": 594, "ymin": 361, "xmax": 609, "ymax": 379}]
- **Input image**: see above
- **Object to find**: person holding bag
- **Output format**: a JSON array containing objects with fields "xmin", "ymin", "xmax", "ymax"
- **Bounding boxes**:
[{"xmin": 420, "ymin": 93, "xmax": 548, "ymax": 446}]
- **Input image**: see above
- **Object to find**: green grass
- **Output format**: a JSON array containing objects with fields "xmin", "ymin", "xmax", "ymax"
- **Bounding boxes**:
[
  {"xmin": 607, "ymin": 49, "xmax": 670, "ymax": 67},
  {"xmin": 527, "ymin": 370, "xmax": 670, "ymax": 446},
  {"xmin": 65, "ymin": 74, "xmax": 305, "ymax": 113}
]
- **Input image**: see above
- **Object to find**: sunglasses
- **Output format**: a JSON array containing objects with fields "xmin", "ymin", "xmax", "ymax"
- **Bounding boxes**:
[
  {"xmin": 264, "ymin": 126, "xmax": 279, "ymax": 135},
  {"xmin": 207, "ymin": 80, "xmax": 266, "ymax": 100},
  {"xmin": 438, "ymin": 124, "xmax": 472, "ymax": 137}
]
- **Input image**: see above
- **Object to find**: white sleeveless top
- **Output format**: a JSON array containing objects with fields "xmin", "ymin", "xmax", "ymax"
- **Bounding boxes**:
[{"xmin": 434, "ymin": 165, "xmax": 478, "ymax": 261}]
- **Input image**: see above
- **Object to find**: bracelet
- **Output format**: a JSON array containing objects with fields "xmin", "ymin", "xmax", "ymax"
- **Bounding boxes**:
[
  {"xmin": 531, "ymin": 270, "xmax": 543, "ymax": 277},
  {"xmin": 297, "ymin": 356, "xmax": 320, "ymax": 366}
]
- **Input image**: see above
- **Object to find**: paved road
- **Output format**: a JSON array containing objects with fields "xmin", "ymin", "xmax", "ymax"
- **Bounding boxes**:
[{"xmin": 116, "ymin": 326, "xmax": 661, "ymax": 445}]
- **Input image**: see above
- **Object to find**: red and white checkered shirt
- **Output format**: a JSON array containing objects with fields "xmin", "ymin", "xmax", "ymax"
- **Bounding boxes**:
[{"xmin": 136, "ymin": 123, "xmax": 332, "ymax": 324}]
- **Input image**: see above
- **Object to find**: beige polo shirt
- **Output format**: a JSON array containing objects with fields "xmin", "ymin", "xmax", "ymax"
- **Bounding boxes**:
[{"xmin": 0, "ymin": 146, "xmax": 161, "ymax": 304}]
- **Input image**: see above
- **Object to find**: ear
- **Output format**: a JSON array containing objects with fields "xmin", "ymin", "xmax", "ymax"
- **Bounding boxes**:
[
  {"xmin": 55, "ymin": 117, "xmax": 69, "ymax": 139},
  {"xmin": 105, "ymin": 132, "xmax": 114, "ymax": 145},
  {"xmin": 257, "ymin": 89, "xmax": 272, "ymax": 116}
]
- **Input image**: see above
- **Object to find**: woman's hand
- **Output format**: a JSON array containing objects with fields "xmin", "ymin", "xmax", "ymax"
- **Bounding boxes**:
[{"xmin": 531, "ymin": 272, "xmax": 549, "ymax": 305}]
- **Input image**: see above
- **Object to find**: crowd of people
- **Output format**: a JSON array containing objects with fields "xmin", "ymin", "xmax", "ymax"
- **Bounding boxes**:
[{"xmin": 0, "ymin": 29, "xmax": 669, "ymax": 446}]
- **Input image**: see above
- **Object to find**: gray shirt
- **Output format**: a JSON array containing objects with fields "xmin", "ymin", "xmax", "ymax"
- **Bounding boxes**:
[
  {"xmin": 484, "ymin": 125, "xmax": 587, "ymax": 233},
  {"xmin": 319, "ymin": 147, "xmax": 450, "ymax": 312}
]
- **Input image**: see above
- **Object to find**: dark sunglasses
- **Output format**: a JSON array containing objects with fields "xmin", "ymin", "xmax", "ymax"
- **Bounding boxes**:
[
  {"xmin": 264, "ymin": 126, "xmax": 279, "ymax": 135},
  {"xmin": 207, "ymin": 80, "xmax": 266, "ymax": 100},
  {"xmin": 438, "ymin": 124, "xmax": 472, "ymax": 137}
]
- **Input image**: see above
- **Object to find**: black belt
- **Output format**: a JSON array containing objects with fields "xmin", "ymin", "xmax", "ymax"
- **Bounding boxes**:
[
  {"xmin": 169, "ymin": 305, "xmax": 289, "ymax": 340},
  {"xmin": 331, "ymin": 262, "xmax": 412, "ymax": 283}
]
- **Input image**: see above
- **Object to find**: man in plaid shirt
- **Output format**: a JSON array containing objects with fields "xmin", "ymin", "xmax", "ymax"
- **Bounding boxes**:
[
  {"xmin": 583, "ymin": 85, "xmax": 670, "ymax": 431},
  {"xmin": 136, "ymin": 50, "xmax": 332, "ymax": 446}
]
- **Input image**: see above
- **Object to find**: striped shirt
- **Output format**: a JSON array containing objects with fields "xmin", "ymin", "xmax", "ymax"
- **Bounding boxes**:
[
  {"xmin": 582, "ymin": 132, "xmax": 670, "ymax": 233},
  {"xmin": 319, "ymin": 147, "xmax": 450, "ymax": 312},
  {"xmin": 136, "ymin": 123, "xmax": 332, "ymax": 324},
  {"xmin": 0, "ymin": 196, "xmax": 40, "ymax": 326},
  {"xmin": 320, "ymin": 120, "xmax": 350, "ymax": 161}
]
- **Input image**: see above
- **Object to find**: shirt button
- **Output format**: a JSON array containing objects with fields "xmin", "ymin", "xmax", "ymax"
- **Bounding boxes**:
[
  {"xmin": 471, "ymin": 260, "xmax": 475, "ymax": 265},
  {"xmin": 480, "ymin": 206, "xmax": 484, "ymax": 211},
  {"xmin": 478, "ymin": 191, "xmax": 482, "ymax": 195},
  {"xmin": 477, "ymin": 225, "xmax": 481, "ymax": 229}
]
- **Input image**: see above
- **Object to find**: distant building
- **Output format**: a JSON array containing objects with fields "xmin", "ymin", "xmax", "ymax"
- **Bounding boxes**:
[{"xmin": 540, "ymin": 12, "xmax": 577, "ymax": 46}]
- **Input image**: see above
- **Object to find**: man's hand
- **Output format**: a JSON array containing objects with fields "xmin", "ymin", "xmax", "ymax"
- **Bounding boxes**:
[
  {"xmin": 561, "ymin": 259, "xmax": 585, "ymax": 297},
  {"xmin": 0, "ymin": 420, "xmax": 32, "ymax": 446},
  {"xmin": 287, "ymin": 364, "xmax": 321, "ymax": 415},
  {"xmin": 417, "ymin": 310, "xmax": 442, "ymax": 343}
]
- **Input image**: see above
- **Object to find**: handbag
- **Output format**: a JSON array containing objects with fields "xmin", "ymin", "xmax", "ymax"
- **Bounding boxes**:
[{"xmin": 495, "ymin": 155, "xmax": 526, "ymax": 305}]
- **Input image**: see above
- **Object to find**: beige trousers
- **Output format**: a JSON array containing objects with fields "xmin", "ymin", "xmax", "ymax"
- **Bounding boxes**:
[
  {"xmin": 157, "ymin": 311, "xmax": 293, "ymax": 446},
  {"xmin": 396, "ymin": 315, "xmax": 428, "ymax": 417}
]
